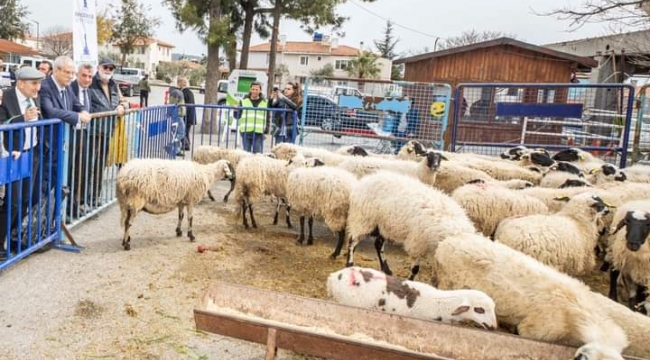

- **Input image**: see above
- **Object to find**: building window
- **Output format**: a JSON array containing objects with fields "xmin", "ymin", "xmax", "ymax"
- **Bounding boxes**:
[
  {"xmin": 335, "ymin": 60, "xmax": 350, "ymax": 70},
  {"xmin": 136, "ymin": 47, "xmax": 145, "ymax": 55},
  {"xmin": 317, "ymin": 56, "xmax": 322, "ymax": 61},
  {"xmin": 299, "ymin": 56, "xmax": 309, "ymax": 66}
]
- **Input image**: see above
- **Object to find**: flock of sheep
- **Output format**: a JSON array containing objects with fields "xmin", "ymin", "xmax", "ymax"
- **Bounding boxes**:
[{"xmin": 113, "ymin": 140, "xmax": 650, "ymax": 360}]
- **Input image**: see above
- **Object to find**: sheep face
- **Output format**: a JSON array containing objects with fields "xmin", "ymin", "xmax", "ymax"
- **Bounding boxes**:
[
  {"xmin": 449, "ymin": 292, "xmax": 498, "ymax": 330},
  {"xmin": 425, "ymin": 151, "xmax": 442, "ymax": 170},
  {"xmin": 553, "ymin": 148, "xmax": 587, "ymax": 162},
  {"xmin": 348, "ymin": 145, "xmax": 369, "ymax": 157},
  {"xmin": 550, "ymin": 161, "xmax": 582, "ymax": 175},
  {"xmin": 500, "ymin": 145, "xmax": 528, "ymax": 160},
  {"xmin": 559, "ymin": 179, "xmax": 591, "ymax": 189},
  {"xmin": 573, "ymin": 342, "xmax": 624, "ymax": 360},
  {"xmin": 612, "ymin": 211, "xmax": 650, "ymax": 252},
  {"xmin": 402, "ymin": 140, "xmax": 427, "ymax": 156},
  {"xmin": 521, "ymin": 151, "xmax": 554, "ymax": 167}
]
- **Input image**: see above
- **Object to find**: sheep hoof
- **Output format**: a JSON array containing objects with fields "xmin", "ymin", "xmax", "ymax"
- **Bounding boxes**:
[
  {"xmin": 123, "ymin": 243, "xmax": 131, "ymax": 251},
  {"xmin": 345, "ymin": 262, "xmax": 354, "ymax": 268},
  {"xmin": 222, "ymin": 196, "xmax": 229, "ymax": 203},
  {"xmin": 208, "ymin": 193, "xmax": 216, "ymax": 202},
  {"xmin": 188, "ymin": 232, "xmax": 195, "ymax": 242},
  {"xmin": 307, "ymin": 237, "xmax": 314, "ymax": 246},
  {"xmin": 329, "ymin": 252, "xmax": 339, "ymax": 260}
]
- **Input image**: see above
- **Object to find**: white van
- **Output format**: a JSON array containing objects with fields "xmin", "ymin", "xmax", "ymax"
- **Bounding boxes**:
[{"xmin": 115, "ymin": 67, "xmax": 146, "ymax": 80}]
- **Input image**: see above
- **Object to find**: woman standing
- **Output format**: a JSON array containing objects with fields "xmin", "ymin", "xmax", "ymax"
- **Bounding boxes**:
[{"xmin": 270, "ymin": 81, "xmax": 302, "ymax": 144}]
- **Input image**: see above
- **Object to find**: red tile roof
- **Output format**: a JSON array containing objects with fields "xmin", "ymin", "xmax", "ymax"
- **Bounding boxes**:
[
  {"xmin": 0, "ymin": 39, "xmax": 39, "ymax": 56},
  {"xmin": 249, "ymin": 41, "xmax": 359, "ymax": 56}
]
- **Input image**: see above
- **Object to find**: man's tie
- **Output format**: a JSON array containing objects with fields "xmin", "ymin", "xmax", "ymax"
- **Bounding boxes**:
[
  {"xmin": 61, "ymin": 89, "xmax": 68, "ymax": 109},
  {"xmin": 82, "ymin": 89, "xmax": 89, "ymax": 112}
]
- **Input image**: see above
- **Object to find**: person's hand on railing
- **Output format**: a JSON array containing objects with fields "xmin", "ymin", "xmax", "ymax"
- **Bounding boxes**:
[
  {"xmin": 79, "ymin": 111, "xmax": 92, "ymax": 125},
  {"xmin": 11, "ymin": 150, "xmax": 20, "ymax": 160},
  {"xmin": 24, "ymin": 106, "xmax": 39, "ymax": 121},
  {"xmin": 116, "ymin": 104, "xmax": 125, "ymax": 117}
]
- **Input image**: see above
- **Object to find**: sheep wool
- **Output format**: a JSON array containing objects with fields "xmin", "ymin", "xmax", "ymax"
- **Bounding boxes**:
[
  {"xmin": 433, "ymin": 233, "xmax": 628, "ymax": 359},
  {"xmin": 327, "ymin": 267, "xmax": 497, "ymax": 330},
  {"xmin": 116, "ymin": 159, "xmax": 234, "ymax": 250},
  {"xmin": 346, "ymin": 171, "xmax": 475, "ymax": 279}
]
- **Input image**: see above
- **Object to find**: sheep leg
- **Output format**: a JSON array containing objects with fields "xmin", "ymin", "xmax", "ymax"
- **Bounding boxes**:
[
  {"xmin": 306, "ymin": 216, "xmax": 314, "ymax": 245},
  {"xmin": 223, "ymin": 179, "xmax": 235, "ymax": 203},
  {"xmin": 374, "ymin": 235, "xmax": 392, "ymax": 276},
  {"xmin": 330, "ymin": 229, "xmax": 345, "ymax": 259},
  {"xmin": 285, "ymin": 202, "xmax": 293, "ymax": 229},
  {"xmin": 608, "ymin": 269, "xmax": 620, "ymax": 301},
  {"xmin": 241, "ymin": 199, "xmax": 250, "ymax": 229},
  {"xmin": 345, "ymin": 237, "xmax": 361, "ymax": 268},
  {"xmin": 187, "ymin": 205, "xmax": 195, "ymax": 242},
  {"xmin": 408, "ymin": 258, "xmax": 421, "ymax": 281},
  {"xmin": 273, "ymin": 198, "xmax": 280, "ymax": 225},
  {"xmin": 122, "ymin": 208, "xmax": 133, "ymax": 251},
  {"xmin": 207, "ymin": 190, "xmax": 216, "ymax": 202},
  {"xmin": 248, "ymin": 203, "xmax": 257, "ymax": 228},
  {"xmin": 296, "ymin": 216, "xmax": 306, "ymax": 245},
  {"xmin": 176, "ymin": 205, "xmax": 184, "ymax": 237}
]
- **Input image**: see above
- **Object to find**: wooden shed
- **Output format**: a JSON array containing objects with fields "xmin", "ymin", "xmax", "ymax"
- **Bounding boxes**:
[{"xmin": 394, "ymin": 38, "xmax": 599, "ymax": 148}]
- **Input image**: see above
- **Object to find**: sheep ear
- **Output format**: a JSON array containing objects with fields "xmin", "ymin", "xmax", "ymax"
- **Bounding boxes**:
[
  {"xmin": 553, "ymin": 196, "xmax": 570, "ymax": 202},
  {"xmin": 439, "ymin": 154, "xmax": 449, "ymax": 161},
  {"xmin": 452, "ymin": 305, "xmax": 470, "ymax": 316},
  {"xmin": 611, "ymin": 219, "xmax": 627, "ymax": 235}
]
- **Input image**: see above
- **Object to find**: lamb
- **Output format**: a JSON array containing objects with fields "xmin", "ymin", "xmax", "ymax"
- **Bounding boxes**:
[
  {"xmin": 432, "ymin": 232, "xmax": 629, "ymax": 360},
  {"xmin": 116, "ymin": 159, "xmax": 235, "ymax": 250},
  {"xmin": 286, "ymin": 166, "xmax": 357, "ymax": 258},
  {"xmin": 337, "ymin": 151, "xmax": 443, "ymax": 187},
  {"xmin": 493, "ymin": 193, "xmax": 611, "ymax": 277},
  {"xmin": 451, "ymin": 182, "xmax": 548, "ymax": 238},
  {"xmin": 326, "ymin": 266, "xmax": 497, "ymax": 330},
  {"xmin": 232, "ymin": 153, "xmax": 309, "ymax": 229},
  {"xmin": 346, "ymin": 171, "xmax": 476, "ymax": 280},
  {"xmin": 606, "ymin": 200, "xmax": 650, "ymax": 313}
]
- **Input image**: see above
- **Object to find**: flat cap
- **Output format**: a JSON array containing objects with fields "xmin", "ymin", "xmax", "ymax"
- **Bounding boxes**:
[
  {"xmin": 15, "ymin": 67, "xmax": 45, "ymax": 81},
  {"xmin": 98, "ymin": 57, "xmax": 115, "ymax": 67}
]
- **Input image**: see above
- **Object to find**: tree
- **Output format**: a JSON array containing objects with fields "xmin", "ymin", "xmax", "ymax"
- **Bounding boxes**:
[
  {"xmin": 542, "ymin": 0, "xmax": 650, "ymax": 27},
  {"xmin": 0, "ymin": 0, "xmax": 30, "ymax": 41},
  {"xmin": 346, "ymin": 50, "xmax": 382, "ymax": 79},
  {"xmin": 373, "ymin": 20, "xmax": 402, "ymax": 80},
  {"xmin": 96, "ymin": 9, "xmax": 114, "ymax": 46},
  {"xmin": 438, "ymin": 30, "xmax": 517, "ymax": 50},
  {"xmin": 310, "ymin": 63, "xmax": 334, "ymax": 77},
  {"xmin": 110, "ymin": 0, "xmax": 160, "ymax": 66},
  {"xmin": 41, "ymin": 26, "xmax": 73, "ymax": 57}
]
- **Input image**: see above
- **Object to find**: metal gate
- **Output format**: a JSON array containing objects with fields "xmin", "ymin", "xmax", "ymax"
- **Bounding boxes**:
[
  {"xmin": 300, "ymin": 77, "xmax": 452, "ymax": 154},
  {"xmin": 451, "ymin": 83, "xmax": 635, "ymax": 167}
]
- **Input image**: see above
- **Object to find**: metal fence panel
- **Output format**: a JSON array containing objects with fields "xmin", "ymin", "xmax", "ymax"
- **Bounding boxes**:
[
  {"xmin": 451, "ymin": 83, "xmax": 635, "ymax": 167},
  {"xmin": 1, "ymin": 120, "xmax": 63, "ymax": 270},
  {"xmin": 630, "ymin": 85, "xmax": 650, "ymax": 165},
  {"xmin": 299, "ymin": 77, "xmax": 452, "ymax": 154}
]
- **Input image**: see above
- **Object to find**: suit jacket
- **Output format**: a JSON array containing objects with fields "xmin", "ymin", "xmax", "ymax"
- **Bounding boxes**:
[
  {"xmin": 0, "ymin": 88, "xmax": 43, "ymax": 152},
  {"xmin": 70, "ymin": 80, "xmax": 91, "ymax": 113},
  {"xmin": 87, "ymin": 74, "xmax": 123, "ymax": 135},
  {"xmin": 181, "ymin": 87, "xmax": 196, "ymax": 125}
]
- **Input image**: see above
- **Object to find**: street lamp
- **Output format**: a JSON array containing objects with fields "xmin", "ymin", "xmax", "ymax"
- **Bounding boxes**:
[{"xmin": 29, "ymin": 19, "xmax": 40, "ymax": 51}]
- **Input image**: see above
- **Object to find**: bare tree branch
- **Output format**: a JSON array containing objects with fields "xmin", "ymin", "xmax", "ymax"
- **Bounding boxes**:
[
  {"xmin": 41, "ymin": 26, "xmax": 73, "ymax": 57},
  {"xmin": 536, "ymin": 0, "xmax": 650, "ymax": 28}
]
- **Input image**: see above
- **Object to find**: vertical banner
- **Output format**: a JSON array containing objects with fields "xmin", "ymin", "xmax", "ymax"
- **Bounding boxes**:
[{"xmin": 72, "ymin": 0, "xmax": 98, "ymax": 68}]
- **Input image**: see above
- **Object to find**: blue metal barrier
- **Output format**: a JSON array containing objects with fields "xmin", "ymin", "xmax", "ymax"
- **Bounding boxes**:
[
  {"xmin": 451, "ymin": 83, "xmax": 635, "ymax": 167},
  {"xmin": 1, "ymin": 119, "xmax": 63, "ymax": 271}
]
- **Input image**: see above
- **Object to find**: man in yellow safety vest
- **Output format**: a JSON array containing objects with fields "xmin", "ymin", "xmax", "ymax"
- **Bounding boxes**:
[{"xmin": 234, "ymin": 81, "xmax": 269, "ymax": 153}]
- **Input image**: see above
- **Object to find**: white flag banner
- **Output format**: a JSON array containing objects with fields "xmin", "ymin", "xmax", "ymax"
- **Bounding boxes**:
[{"xmin": 72, "ymin": 0, "xmax": 98, "ymax": 68}]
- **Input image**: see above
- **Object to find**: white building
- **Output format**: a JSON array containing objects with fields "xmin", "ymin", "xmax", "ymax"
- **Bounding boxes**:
[
  {"xmin": 99, "ymin": 37, "xmax": 175, "ymax": 75},
  {"xmin": 248, "ymin": 36, "xmax": 392, "ymax": 83}
]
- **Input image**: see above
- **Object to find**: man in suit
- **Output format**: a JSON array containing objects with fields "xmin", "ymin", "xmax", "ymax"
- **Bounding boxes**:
[
  {"xmin": 67, "ymin": 63, "xmax": 94, "ymax": 217},
  {"xmin": 0, "ymin": 67, "xmax": 45, "ymax": 255},
  {"xmin": 178, "ymin": 77, "xmax": 196, "ymax": 151},
  {"xmin": 39, "ymin": 56, "xmax": 92, "ymax": 194},
  {"xmin": 86, "ymin": 57, "xmax": 125, "ymax": 205}
]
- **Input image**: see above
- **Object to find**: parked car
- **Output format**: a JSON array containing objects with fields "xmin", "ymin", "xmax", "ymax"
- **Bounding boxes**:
[
  {"xmin": 303, "ymin": 95, "xmax": 380, "ymax": 131},
  {"xmin": 113, "ymin": 73, "xmax": 141, "ymax": 97}
]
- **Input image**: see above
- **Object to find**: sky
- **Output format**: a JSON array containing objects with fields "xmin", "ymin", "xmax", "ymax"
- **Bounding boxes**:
[{"xmin": 21, "ymin": 0, "xmax": 628, "ymax": 58}]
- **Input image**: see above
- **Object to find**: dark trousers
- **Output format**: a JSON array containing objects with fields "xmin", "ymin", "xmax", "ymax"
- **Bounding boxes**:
[
  {"xmin": 67, "ymin": 129, "xmax": 89, "ymax": 217},
  {"xmin": 140, "ymin": 90, "xmax": 149, "ymax": 107},
  {"xmin": 0, "ymin": 150, "xmax": 40, "ymax": 252},
  {"xmin": 89, "ymin": 133, "xmax": 109, "ymax": 206},
  {"xmin": 183, "ymin": 123, "xmax": 193, "ymax": 150},
  {"xmin": 241, "ymin": 132, "xmax": 264, "ymax": 154}
]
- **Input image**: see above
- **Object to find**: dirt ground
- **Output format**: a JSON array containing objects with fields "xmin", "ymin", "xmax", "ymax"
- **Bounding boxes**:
[{"xmin": 0, "ymin": 180, "xmax": 612, "ymax": 360}]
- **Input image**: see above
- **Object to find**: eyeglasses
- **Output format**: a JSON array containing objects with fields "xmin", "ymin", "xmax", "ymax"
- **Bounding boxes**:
[{"xmin": 102, "ymin": 65, "xmax": 115, "ymax": 71}]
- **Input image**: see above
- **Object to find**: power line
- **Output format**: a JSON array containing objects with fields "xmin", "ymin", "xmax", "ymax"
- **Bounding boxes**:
[{"xmin": 348, "ymin": 0, "xmax": 440, "ymax": 39}]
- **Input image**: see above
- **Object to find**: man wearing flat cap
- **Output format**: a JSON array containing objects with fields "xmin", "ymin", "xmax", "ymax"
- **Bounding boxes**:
[
  {"xmin": 0, "ymin": 67, "xmax": 45, "ymax": 254},
  {"xmin": 86, "ymin": 57, "xmax": 126, "ymax": 205}
]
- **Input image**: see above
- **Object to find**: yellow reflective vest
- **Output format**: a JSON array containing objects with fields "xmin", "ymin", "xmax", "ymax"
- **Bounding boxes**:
[{"xmin": 238, "ymin": 98, "xmax": 268, "ymax": 134}]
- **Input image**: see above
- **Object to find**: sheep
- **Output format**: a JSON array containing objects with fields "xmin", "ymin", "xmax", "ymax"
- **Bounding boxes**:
[
  {"xmin": 336, "ymin": 144, "xmax": 422, "ymax": 161},
  {"xmin": 552, "ymin": 147, "xmax": 605, "ymax": 170},
  {"xmin": 232, "ymin": 153, "xmax": 310, "ymax": 229},
  {"xmin": 606, "ymin": 200, "xmax": 650, "ymax": 313},
  {"xmin": 451, "ymin": 182, "xmax": 548, "ymax": 238},
  {"xmin": 271, "ymin": 143, "xmax": 348, "ymax": 166},
  {"xmin": 432, "ymin": 162, "xmax": 494, "ymax": 194},
  {"xmin": 286, "ymin": 166, "xmax": 357, "ymax": 258},
  {"xmin": 326, "ymin": 266, "xmax": 497, "ymax": 330},
  {"xmin": 621, "ymin": 164, "xmax": 650, "ymax": 183},
  {"xmin": 493, "ymin": 193, "xmax": 611, "ymax": 277},
  {"xmin": 345, "ymin": 171, "xmax": 476, "ymax": 280},
  {"xmin": 432, "ymin": 232, "xmax": 629, "ymax": 359},
  {"xmin": 585, "ymin": 163, "xmax": 627, "ymax": 185},
  {"xmin": 465, "ymin": 178, "xmax": 535, "ymax": 190},
  {"xmin": 517, "ymin": 150, "xmax": 555, "ymax": 167},
  {"xmin": 337, "ymin": 151, "xmax": 443, "ymax": 187},
  {"xmin": 455, "ymin": 157, "xmax": 543, "ymax": 184},
  {"xmin": 540, "ymin": 170, "xmax": 586, "ymax": 188},
  {"xmin": 192, "ymin": 145, "xmax": 274, "ymax": 202},
  {"xmin": 518, "ymin": 186, "xmax": 592, "ymax": 212},
  {"xmin": 116, "ymin": 159, "xmax": 235, "ymax": 251}
]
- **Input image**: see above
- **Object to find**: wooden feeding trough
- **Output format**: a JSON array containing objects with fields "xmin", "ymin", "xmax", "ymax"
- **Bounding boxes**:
[{"xmin": 194, "ymin": 282, "xmax": 644, "ymax": 360}]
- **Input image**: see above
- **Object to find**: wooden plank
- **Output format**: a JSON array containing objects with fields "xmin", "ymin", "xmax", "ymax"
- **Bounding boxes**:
[{"xmin": 194, "ymin": 281, "xmax": 632, "ymax": 360}]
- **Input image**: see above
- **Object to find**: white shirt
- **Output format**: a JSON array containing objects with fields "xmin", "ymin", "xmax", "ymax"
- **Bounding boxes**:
[
  {"xmin": 76, "ymin": 86, "xmax": 89, "ymax": 130},
  {"xmin": 15, "ymin": 88, "xmax": 38, "ymax": 150},
  {"xmin": 52, "ymin": 78, "xmax": 81, "ymax": 124}
]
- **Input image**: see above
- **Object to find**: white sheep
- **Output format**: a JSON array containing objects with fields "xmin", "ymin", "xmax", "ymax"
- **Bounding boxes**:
[
  {"xmin": 621, "ymin": 164, "xmax": 650, "ymax": 183},
  {"xmin": 494, "ymin": 193, "xmax": 611, "ymax": 277},
  {"xmin": 232, "ymin": 153, "xmax": 308, "ymax": 229},
  {"xmin": 518, "ymin": 186, "xmax": 592, "ymax": 212},
  {"xmin": 337, "ymin": 151, "xmax": 443, "ymax": 187},
  {"xmin": 116, "ymin": 159, "xmax": 234, "ymax": 250},
  {"xmin": 455, "ymin": 157, "xmax": 543, "ymax": 184},
  {"xmin": 451, "ymin": 181, "xmax": 548, "ymax": 238},
  {"xmin": 584, "ymin": 163, "xmax": 627, "ymax": 185},
  {"xmin": 433, "ymin": 232, "xmax": 628, "ymax": 360},
  {"xmin": 552, "ymin": 148, "xmax": 605, "ymax": 170},
  {"xmin": 346, "ymin": 171, "xmax": 476, "ymax": 280},
  {"xmin": 327, "ymin": 266, "xmax": 497, "ymax": 330},
  {"xmin": 271, "ymin": 143, "xmax": 348, "ymax": 166},
  {"xmin": 606, "ymin": 200, "xmax": 650, "ymax": 313},
  {"xmin": 286, "ymin": 166, "xmax": 357, "ymax": 259}
]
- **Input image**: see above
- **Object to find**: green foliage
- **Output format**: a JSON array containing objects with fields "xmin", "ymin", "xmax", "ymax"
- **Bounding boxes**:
[
  {"xmin": 374, "ymin": 20, "xmax": 398, "ymax": 59},
  {"xmin": 110, "ymin": 0, "xmax": 160, "ymax": 66},
  {"xmin": 310, "ymin": 64, "xmax": 334, "ymax": 78},
  {"xmin": 0, "ymin": 0, "xmax": 30, "ymax": 41},
  {"xmin": 346, "ymin": 51, "xmax": 382, "ymax": 79}
]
